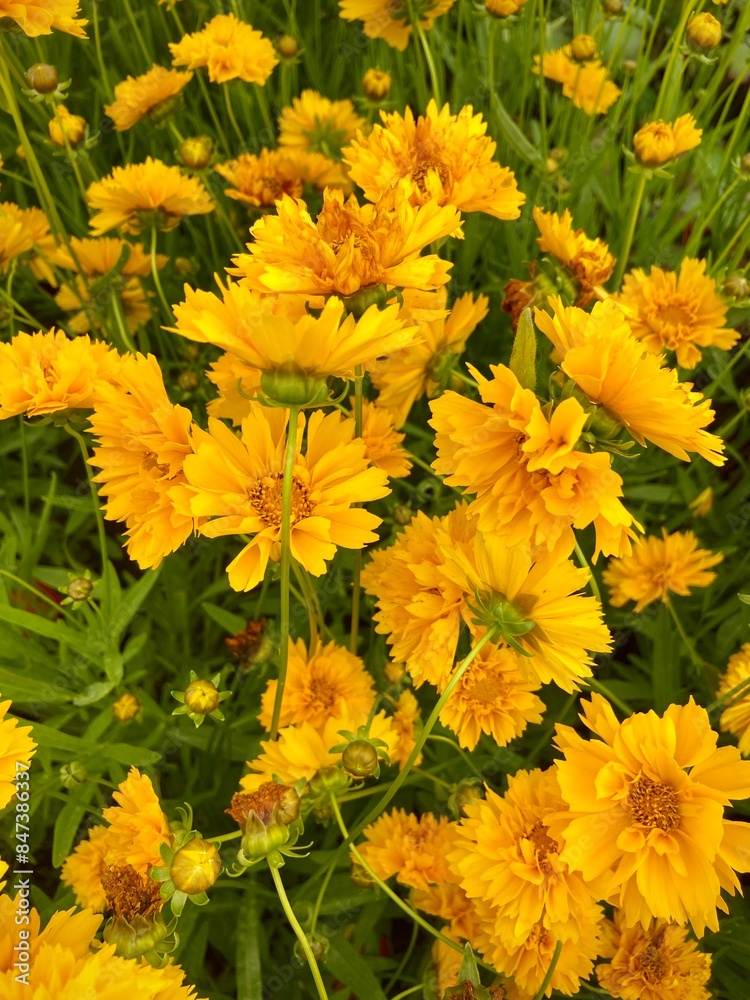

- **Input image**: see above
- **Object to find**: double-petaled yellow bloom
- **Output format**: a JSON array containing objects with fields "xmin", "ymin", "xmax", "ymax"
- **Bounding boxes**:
[
  {"xmin": 169, "ymin": 13, "xmax": 278, "ymax": 85},
  {"xmin": 278, "ymin": 89, "xmax": 366, "ymax": 158},
  {"xmin": 215, "ymin": 148, "xmax": 347, "ymax": 207},
  {"xmin": 0, "ymin": 695, "xmax": 35, "ymax": 810},
  {"xmin": 0, "ymin": 0, "xmax": 87, "ymax": 36},
  {"xmin": 343, "ymin": 100, "xmax": 525, "ymax": 221},
  {"xmin": 338, "ymin": 0, "xmax": 456, "ymax": 51},
  {"xmin": 633, "ymin": 114, "xmax": 702, "ymax": 166},
  {"xmin": 718, "ymin": 643, "xmax": 750, "ymax": 757},
  {"xmin": 105, "ymin": 65, "xmax": 194, "ymax": 131},
  {"xmin": 534, "ymin": 206, "xmax": 616, "ymax": 304},
  {"xmin": 534, "ymin": 45, "xmax": 621, "ymax": 115},
  {"xmin": 359, "ymin": 809, "xmax": 458, "ymax": 890}
]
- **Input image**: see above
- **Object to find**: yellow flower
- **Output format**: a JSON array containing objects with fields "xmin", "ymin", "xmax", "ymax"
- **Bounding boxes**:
[
  {"xmin": 687, "ymin": 12, "xmax": 723, "ymax": 52},
  {"xmin": 617, "ymin": 258, "xmax": 737, "ymax": 369},
  {"xmin": 0, "ymin": 0, "xmax": 87, "ymax": 36},
  {"xmin": 689, "ymin": 486, "xmax": 714, "ymax": 518},
  {"xmin": 633, "ymin": 114, "xmax": 702, "ymax": 166},
  {"xmin": 372, "ymin": 287, "xmax": 488, "ymax": 427},
  {"xmin": 450, "ymin": 769, "xmax": 604, "ymax": 952},
  {"xmin": 430, "ymin": 364, "xmax": 640, "ymax": 560},
  {"xmin": 184, "ymin": 405, "xmax": 390, "ymax": 592},
  {"xmin": 338, "ymin": 0, "xmax": 456, "ymax": 51},
  {"xmin": 0, "ymin": 898, "xmax": 202, "ymax": 999},
  {"xmin": 717, "ymin": 644, "xmax": 750, "ymax": 756},
  {"xmin": 240, "ymin": 711, "xmax": 397, "ymax": 791},
  {"xmin": 113, "ymin": 692, "xmax": 141, "ymax": 721},
  {"xmin": 534, "ymin": 46, "xmax": 621, "ymax": 115},
  {"xmin": 259, "ymin": 638, "xmax": 376, "ymax": 731},
  {"xmin": 88, "ymin": 353, "xmax": 199, "ymax": 571},
  {"xmin": 0, "ymin": 329, "xmax": 122, "ymax": 421},
  {"xmin": 362, "ymin": 68, "xmax": 391, "ymax": 101},
  {"xmin": 437, "ymin": 644, "xmax": 544, "ymax": 751},
  {"xmin": 230, "ymin": 186, "xmax": 459, "ymax": 300},
  {"xmin": 535, "ymin": 297, "xmax": 725, "ymax": 465},
  {"xmin": 278, "ymin": 89, "xmax": 366, "ymax": 157},
  {"xmin": 86, "ymin": 157, "xmax": 215, "ymax": 235},
  {"xmin": 205, "ymin": 352, "xmax": 262, "ymax": 425},
  {"xmin": 358, "ymin": 809, "xmax": 457, "ymax": 889},
  {"xmin": 534, "ymin": 206, "xmax": 615, "ymax": 304},
  {"xmin": 0, "ymin": 696, "xmax": 35, "ymax": 810},
  {"xmin": 0, "ymin": 201, "xmax": 55, "ymax": 273},
  {"xmin": 343, "ymin": 100, "xmax": 525, "ymax": 221},
  {"xmin": 62, "ymin": 768, "xmax": 172, "ymax": 912},
  {"xmin": 485, "ymin": 0, "xmax": 530, "ymax": 15},
  {"xmin": 554, "ymin": 694, "xmax": 750, "ymax": 934},
  {"xmin": 172, "ymin": 280, "xmax": 417, "ymax": 395},
  {"xmin": 215, "ymin": 148, "xmax": 347, "ymax": 207},
  {"xmin": 169, "ymin": 13, "xmax": 278, "ymax": 85},
  {"xmin": 105, "ymin": 65, "xmax": 193, "ymax": 131},
  {"xmin": 388, "ymin": 688, "xmax": 422, "ymax": 767},
  {"xmin": 359, "ymin": 399, "xmax": 412, "ymax": 478},
  {"xmin": 596, "ymin": 912, "xmax": 711, "ymax": 1000},
  {"xmin": 48, "ymin": 105, "xmax": 86, "ymax": 147},
  {"xmin": 603, "ymin": 529, "xmax": 722, "ymax": 612}
]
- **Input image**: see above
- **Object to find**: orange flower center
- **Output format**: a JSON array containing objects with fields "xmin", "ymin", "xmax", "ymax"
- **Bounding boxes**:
[
  {"xmin": 249, "ymin": 473, "xmax": 313, "ymax": 527},
  {"xmin": 468, "ymin": 673, "xmax": 510, "ymax": 705},
  {"xmin": 101, "ymin": 864, "xmax": 163, "ymax": 921},
  {"xmin": 411, "ymin": 156, "xmax": 451, "ymax": 194},
  {"xmin": 627, "ymin": 776, "xmax": 680, "ymax": 831},
  {"xmin": 525, "ymin": 821, "xmax": 557, "ymax": 873},
  {"xmin": 308, "ymin": 675, "xmax": 339, "ymax": 711},
  {"xmin": 636, "ymin": 927, "xmax": 668, "ymax": 984}
]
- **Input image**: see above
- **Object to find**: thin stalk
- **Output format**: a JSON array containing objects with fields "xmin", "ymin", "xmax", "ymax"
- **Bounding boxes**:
[
  {"xmin": 65, "ymin": 426, "xmax": 108, "ymax": 589},
  {"xmin": 349, "ymin": 366, "xmax": 364, "ymax": 654},
  {"xmin": 532, "ymin": 940, "xmax": 563, "ymax": 1000},
  {"xmin": 122, "ymin": 0, "xmax": 152, "ymax": 65},
  {"xmin": 664, "ymin": 595, "xmax": 704, "ymax": 671},
  {"xmin": 414, "ymin": 18, "xmax": 440, "ymax": 106},
  {"xmin": 309, "ymin": 853, "xmax": 336, "ymax": 935},
  {"xmin": 390, "ymin": 986, "xmax": 424, "ymax": 1000},
  {"xmin": 223, "ymin": 84, "xmax": 245, "ymax": 146},
  {"xmin": 149, "ymin": 227, "xmax": 173, "ymax": 321},
  {"xmin": 50, "ymin": 104, "xmax": 89, "ymax": 204},
  {"xmin": 537, "ymin": 0, "xmax": 548, "ymax": 162},
  {"xmin": 208, "ymin": 829, "xmax": 243, "ymax": 844},
  {"xmin": 346, "ymin": 627, "xmax": 500, "ymax": 845},
  {"xmin": 613, "ymin": 173, "xmax": 647, "ymax": 287},
  {"xmin": 574, "ymin": 540, "xmax": 602, "ymax": 604},
  {"xmin": 291, "ymin": 559, "xmax": 319, "ymax": 653},
  {"xmin": 584, "ymin": 678, "xmax": 633, "ymax": 716},
  {"xmin": 19, "ymin": 417, "xmax": 30, "ymax": 524},
  {"xmin": 270, "ymin": 407, "xmax": 300, "ymax": 740},
  {"xmin": 110, "ymin": 291, "xmax": 138, "ymax": 354},
  {"xmin": 268, "ymin": 862, "xmax": 329, "ymax": 1000}
]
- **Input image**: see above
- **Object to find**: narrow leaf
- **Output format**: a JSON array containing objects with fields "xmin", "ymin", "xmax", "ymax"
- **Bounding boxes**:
[{"xmin": 509, "ymin": 308, "xmax": 537, "ymax": 391}]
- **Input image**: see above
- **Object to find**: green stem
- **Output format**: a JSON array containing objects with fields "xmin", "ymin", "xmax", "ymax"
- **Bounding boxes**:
[
  {"xmin": 149, "ymin": 226, "xmax": 173, "ymax": 321},
  {"xmin": 268, "ymin": 862, "xmax": 329, "ymax": 1000},
  {"xmin": 223, "ymin": 83, "xmax": 245, "ymax": 147},
  {"xmin": 270, "ymin": 407, "xmax": 300, "ymax": 740},
  {"xmin": 584, "ymin": 678, "xmax": 633, "ymax": 716},
  {"xmin": 209, "ymin": 829, "xmax": 242, "ymax": 844},
  {"xmin": 613, "ymin": 172, "xmax": 647, "ymax": 287},
  {"xmin": 413, "ymin": 17, "xmax": 440, "ymax": 106},
  {"xmin": 19, "ymin": 417, "xmax": 30, "ymax": 524},
  {"xmin": 66, "ymin": 426, "xmax": 109, "ymax": 592},
  {"xmin": 664, "ymin": 595, "xmax": 704, "ymax": 671},
  {"xmin": 574, "ymin": 540, "xmax": 602, "ymax": 604},
  {"xmin": 291, "ymin": 559, "xmax": 319, "ymax": 653},
  {"xmin": 532, "ymin": 939, "xmax": 563, "ymax": 1000},
  {"xmin": 346, "ymin": 627, "xmax": 500, "ymax": 845},
  {"xmin": 349, "ymin": 366, "xmax": 364, "ymax": 655},
  {"xmin": 309, "ymin": 853, "xmax": 336, "ymax": 935},
  {"xmin": 110, "ymin": 290, "xmax": 138, "ymax": 354},
  {"xmin": 390, "ymin": 986, "xmax": 424, "ymax": 1000},
  {"xmin": 537, "ymin": 0, "xmax": 548, "ymax": 163}
]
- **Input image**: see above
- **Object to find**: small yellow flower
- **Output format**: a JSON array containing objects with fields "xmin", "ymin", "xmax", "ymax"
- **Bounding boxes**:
[
  {"xmin": 169, "ymin": 13, "xmax": 278, "ymax": 85},
  {"xmin": 358, "ymin": 809, "xmax": 457, "ymax": 890},
  {"xmin": 278, "ymin": 89, "xmax": 366, "ymax": 157},
  {"xmin": 113, "ymin": 693, "xmax": 141, "ymax": 722},
  {"xmin": 338, "ymin": 0, "xmax": 456, "ymax": 52},
  {"xmin": 603, "ymin": 529, "xmax": 722, "ymax": 612},
  {"xmin": 359, "ymin": 400, "xmax": 413, "ymax": 479},
  {"xmin": 633, "ymin": 113, "xmax": 702, "ymax": 166},
  {"xmin": 534, "ymin": 46, "xmax": 621, "ymax": 115},
  {"xmin": 362, "ymin": 68, "xmax": 391, "ymax": 101},
  {"xmin": 718, "ymin": 643, "xmax": 750, "ymax": 756},
  {"xmin": 215, "ymin": 148, "xmax": 346, "ymax": 206},
  {"xmin": 0, "ymin": 0, "xmax": 87, "ymax": 36},
  {"xmin": 48, "ymin": 105, "xmax": 86, "ymax": 147},
  {"xmin": 687, "ymin": 12, "xmax": 722, "ymax": 52},
  {"xmin": 534, "ymin": 205, "xmax": 616, "ymax": 304},
  {"xmin": 105, "ymin": 65, "xmax": 193, "ymax": 131},
  {"xmin": 485, "ymin": 0, "xmax": 530, "ymax": 15}
]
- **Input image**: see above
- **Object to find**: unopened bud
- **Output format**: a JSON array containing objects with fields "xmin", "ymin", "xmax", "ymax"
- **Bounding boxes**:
[
  {"xmin": 722, "ymin": 275, "xmax": 749, "ymax": 300},
  {"xmin": 178, "ymin": 370, "xmax": 199, "ymax": 392},
  {"xmin": 341, "ymin": 739, "xmax": 379, "ymax": 779},
  {"xmin": 277, "ymin": 35, "xmax": 299, "ymax": 59},
  {"xmin": 570, "ymin": 34, "xmax": 597, "ymax": 61},
  {"xmin": 60, "ymin": 761, "xmax": 87, "ymax": 789},
  {"xmin": 294, "ymin": 931, "xmax": 329, "ymax": 964},
  {"xmin": 179, "ymin": 136, "xmax": 213, "ymax": 170},
  {"xmin": 392, "ymin": 504, "xmax": 413, "ymax": 526},
  {"xmin": 26, "ymin": 63, "xmax": 58, "ymax": 94},
  {"xmin": 362, "ymin": 68, "xmax": 391, "ymax": 101},
  {"xmin": 170, "ymin": 838, "xmax": 221, "ymax": 895},
  {"xmin": 687, "ymin": 12, "xmax": 722, "ymax": 52},
  {"xmin": 113, "ymin": 692, "xmax": 141, "ymax": 722},
  {"xmin": 184, "ymin": 678, "xmax": 220, "ymax": 715},
  {"xmin": 602, "ymin": 0, "xmax": 623, "ymax": 13},
  {"xmin": 67, "ymin": 576, "xmax": 93, "ymax": 601}
]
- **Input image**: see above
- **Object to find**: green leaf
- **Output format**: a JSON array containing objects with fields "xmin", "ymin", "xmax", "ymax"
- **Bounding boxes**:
[
  {"xmin": 236, "ymin": 880, "xmax": 264, "ymax": 1000},
  {"xmin": 324, "ymin": 935, "xmax": 388, "ymax": 1000},
  {"xmin": 28, "ymin": 722, "xmax": 161, "ymax": 766},
  {"xmin": 0, "ymin": 665, "xmax": 73, "ymax": 705},
  {"xmin": 458, "ymin": 943, "xmax": 481, "ymax": 986},
  {"xmin": 52, "ymin": 783, "xmax": 97, "ymax": 867},
  {"xmin": 109, "ymin": 566, "xmax": 161, "ymax": 641},
  {"xmin": 491, "ymin": 93, "xmax": 544, "ymax": 168},
  {"xmin": 202, "ymin": 601, "xmax": 247, "ymax": 635},
  {"xmin": 509, "ymin": 308, "xmax": 537, "ymax": 392},
  {"xmin": 0, "ymin": 604, "xmax": 83, "ymax": 646}
]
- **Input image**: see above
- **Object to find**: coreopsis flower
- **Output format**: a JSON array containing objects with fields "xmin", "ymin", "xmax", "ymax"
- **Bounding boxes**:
[
  {"xmin": 718, "ymin": 644, "xmax": 750, "ymax": 756},
  {"xmin": 687, "ymin": 12, "xmax": 722, "ymax": 52},
  {"xmin": 450, "ymin": 769, "xmax": 604, "ymax": 956},
  {"xmin": 0, "ymin": 696, "xmax": 35, "ymax": 810},
  {"xmin": 343, "ymin": 100, "xmax": 525, "ymax": 221},
  {"xmin": 554, "ymin": 694, "xmax": 750, "ymax": 934},
  {"xmin": 359, "ymin": 399, "xmax": 412, "ymax": 478},
  {"xmin": 338, "ymin": 0, "xmax": 456, "ymax": 51},
  {"xmin": 617, "ymin": 258, "xmax": 737, "ymax": 369},
  {"xmin": 633, "ymin": 114, "xmax": 702, "ymax": 167},
  {"xmin": 371, "ymin": 287, "xmax": 488, "ymax": 427},
  {"xmin": 596, "ymin": 913, "xmax": 711, "ymax": 1000},
  {"xmin": 534, "ymin": 46, "xmax": 621, "ymax": 115},
  {"xmin": 184, "ymin": 405, "xmax": 389, "ymax": 592},
  {"xmin": 437, "ymin": 644, "xmax": 544, "ymax": 751},
  {"xmin": 0, "ymin": 899, "xmax": 202, "ymax": 999},
  {"xmin": 534, "ymin": 206, "xmax": 615, "ymax": 305},
  {"xmin": 259, "ymin": 638, "xmax": 376, "ymax": 731},
  {"xmin": 0, "ymin": 201, "xmax": 55, "ymax": 272},
  {"xmin": 430, "ymin": 364, "xmax": 639, "ymax": 560},
  {"xmin": 231, "ymin": 187, "xmax": 459, "ymax": 300},
  {"xmin": 88, "ymin": 353, "xmax": 199, "ymax": 571},
  {"xmin": 358, "ymin": 809, "xmax": 457, "ymax": 889},
  {"xmin": 603, "ymin": 529, "xmax": 722, "ymax": 612},
  {"xmin": 105, "ymin": 65, "xmax": 193, "ymax": 131},
  {"xmin": 362, "ymin": 68, "xmax": 391, "ymax": 101},
  {"xmin": 47, "ymin": 236, "xmax": 167, "ymax": 335},
  {"xmin": 0, "ymin": 0, "xmax": 87, "ymax": 36},
  {"xmin": 62, "ymin": 768, "xmax": 172, "ymax": 912},
  {"xmin": 535, "ymin": 297, "xmax": 725, "ymax": 465},
  {"xmin": 486, "ymin": 0, "xmax": 530, "ymax": 14},
  {"xmin": 240, "ymin": 711, "xmax": 398, "ymax": 792},
  {"xmin": 389, "ymin": 689, "xmax": 422, "ymax": 766},
  {"xmin": 172, "ymin": 280, "xmax": 417, "ymax": 402},
  {"xmin": 169, "ymin": 13, "xmax": 278, "ymax": 85},
  {"xmin": 113, "ymin": 692, "xmax": 141, "ymax": 721},
  {"xmin": 48, "ymin": 105, "xmax": 86, "ymax": 147},
  {"xmin": 0, "ymin": 329, "xmax": 121, "ymax": 420},
  {"xmin": 278, "ymin": 89, "xmax": 366, "ymax": 158},
  {"xmin": 215, "ymin": 148, "xmax": 347, "ymax": 207},
  {"xmin": 86, "ymin": 157, "xmax": 215, "ymax": 236}
]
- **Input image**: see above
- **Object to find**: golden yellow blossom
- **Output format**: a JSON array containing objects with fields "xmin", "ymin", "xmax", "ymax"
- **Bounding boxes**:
[
  {"xmin": 215, "ymin": 148, "xmax": 347, "ymax": 207},
  {"xmin": 534, "ymin": 46, "xmax": 621, "ymax": 115},
  {"xmin": 105, "ymin": 65, "xmax": 193, "ymax": 131},
  {"xmin": 359, "ymin": 399, "xmax": 412, "ymax": 478},
  {"xmin": 718, "ymin": 644, "xmax": 750, "ymax": 756},
  {"xmin": 338, "ymin": 0, "xmax": 456, "ymax": 51},
  {"xmin": 358, "ymin": 809, "xmax": 457, "ymax": 890},
  {"xmin": 633, "ymin": 114, "xmax": 702, "ymax": 166},
  {"xmin": 534, "ymin": 206, "xmax": 615, "ymax": 304},
  {"xmin": 0, "ymin": 696, "xmax": 35, "ymax": 810},
  {"xmin": 48, "ymin": 105, "xmax": 86, "ymax": 147},
  {"xmin": 169, "ymin": 13, "xmax": 278, "ymax": 85},
  {"xmin": 0, "ymin": 0, "xmax": 87, "ymax": 36},
  {"xmin": 278, "ymin": 89, "xmax": 366, "ymax": 157}
]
